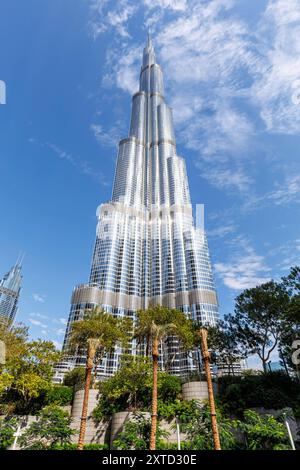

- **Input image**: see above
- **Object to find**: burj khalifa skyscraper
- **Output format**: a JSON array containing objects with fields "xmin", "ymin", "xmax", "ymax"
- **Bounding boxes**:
[{"xmin": 62, "ymin": 36, "xmax": 219, "ymax": 378}]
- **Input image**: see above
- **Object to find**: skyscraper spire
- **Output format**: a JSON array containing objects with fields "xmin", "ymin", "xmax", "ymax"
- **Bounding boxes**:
[
  {"xmin": 62, "ymin": 38, "xmax": 219, "ymax": 379},
  {"xmin": 147, "ymin": 28, "xmax": 152, "ymax": 48}
]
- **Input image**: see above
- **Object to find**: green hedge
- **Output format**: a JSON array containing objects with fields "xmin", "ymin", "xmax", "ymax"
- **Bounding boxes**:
[
  {"xmin": 51, "ymin": 443, "xmax": 108, "ymax": 450},
  {"xmin": 45, "ymin": 386, "xmax": 73, "ymax": 406},
  {"xmin": 218, "ymin": 371, "xmax": 300, "ymax": 415}
]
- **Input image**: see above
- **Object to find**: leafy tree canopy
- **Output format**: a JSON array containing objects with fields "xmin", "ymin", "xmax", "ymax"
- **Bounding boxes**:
[
  {"xmin": 63, "ymin": 367, "xmax": 86, "ymax": 388},
  {"xmin": 226, "ymin": 281, "xmax": 289, "ymax": 372},
  {"xmin": 93, "ymin": 355, "xmax": 182, "ymax": 420},
  {"xmin": 0, "ymin": 335, "xmax": 61, "ymax": 413}
]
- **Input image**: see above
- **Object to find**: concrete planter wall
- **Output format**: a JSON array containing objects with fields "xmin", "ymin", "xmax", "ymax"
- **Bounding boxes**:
[
  {"xmin": 71, "ymin": 389, "xmax": 108, "ymax": 445},
  {"xmin": 110, "ymin": 411, "xmax": 150, "ymax": 448},
  {"xmin": 182, "ymin": 381, "xmax": 209, "ymax": 402},
  {"xmin": 110, "ymin": 411, "xmax": 183, "ymax": 448},
  {"xmin": 71, "ymin": 389, "xmax": 99, "ymax": 418}
]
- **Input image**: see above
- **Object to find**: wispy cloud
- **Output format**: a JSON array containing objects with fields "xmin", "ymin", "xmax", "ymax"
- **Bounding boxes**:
[
  {"xmin": 89, "ymin": 0, "xmax": 300, "ymax": 197},
  {"xmin": 214, "ymin": 237, "xmax": 271, "ymax": 290},
  {"xmin": 251, "ymin": 0, "xmax": 300, "ymax": 134},
  {"xmin": 207, "ymin": 224, "xmax": 236, "ymax": 238},
  {"xmin": 29, "ymin": 312, "xmax": 49, "ymax": 320},
  {"xmin": 33, "ymin": 293, "xmax": 45, "ymax": 303},
  {"xmin": 29, "ymin": 318, "xmax": 48, "ymax": 328},
  {"xmin": 242, "ymin": 172, "xmax": 300, "ymax": 212},
  {"xmin": 52, "ymin": 317, "xmax": 68, "ymax": 326},
  {"xmin": 29, "ymin": 138, "xmax": 109, "ymax": 186},
  {"xmin": 267, "ymin": 238, "xmax": 300, "ymax": 272},
  {"xmin": 197, "ymin": 166, "xmax": 253, "ymax": 193},
  {"xmin": 27, "ymin": 314, "xmax": 67, "ymax": 341},
  {"xmin": 89, "ymin": 0, "xmax": 138, "ymax": 39},
  {"xmin": 91, "ymin": 122, "xmax": 124, "ymax": 148},
  {"xmin": 52, "ymin": 340, "xmax": 62, "ymax": 350},
  {"xmin": 94, "ymin": 0, "xmax": 259, "ymax": 194},
  {"xmin": 268, "ymin": 174, "xmax": 300, "ymax": 205}
]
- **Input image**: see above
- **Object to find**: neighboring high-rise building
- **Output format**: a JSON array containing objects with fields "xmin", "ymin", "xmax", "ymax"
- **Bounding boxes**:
[
  {"xmin": 62, "ymin": 36, "xmax": 219, "ymax": 379},
  {"xmin": 0, "ymin": 260, "xmax": 22, "ymax": 323}
]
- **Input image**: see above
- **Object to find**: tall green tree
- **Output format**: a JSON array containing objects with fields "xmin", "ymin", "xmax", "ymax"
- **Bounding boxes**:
[
  {"xmin": 281, "ymin": 266, "xmax": 300, "ymax": 324},
  {"xmin": 280, "ymin": 266, "xmax": 300, "ymax": 376},
  {"xmin": 134, "ymin": 305, "xmax": 193, "ymax": 450},
  {"xmin": 68, "ymin": 306, "xmax": 132, "ymax": 450},
  {"xmin": 226, "ymin": 281, "xmax": 289, "ymax": 372},
  {"xmin": 206, "ymin": 323, "xmax": 246, "ymax": 376},
  {"xmin": 0, "ymin": 324, "xmax": 61, "ymax": 413},
  {"xmin": 0, "ymin": 320, "xmax": 28, "ymax": 371}
]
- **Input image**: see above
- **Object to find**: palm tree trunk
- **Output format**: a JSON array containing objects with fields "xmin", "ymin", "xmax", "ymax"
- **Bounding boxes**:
[
  {"xmin": 78, "ymin": 344, "xmax": 94, "ymax": 450},
  {"xmin": 199, "ymin": 328, "xmax": 221, "ymax": 450},
  {"xmin": 150, "ymin": 337, "xmax": 159, "ymax": 450}
]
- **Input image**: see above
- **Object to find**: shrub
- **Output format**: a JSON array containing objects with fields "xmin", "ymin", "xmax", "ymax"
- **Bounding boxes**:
[
  {"xmin": 113, "ymin": 413, "xmax": 168, "ymax": 450},
  {"xmin": 51, "ymin": 443, "xmax": 108, "ymax": 450},
  {"xmin": 218, "ymin": 371, "xmax": 300, "ymax": 415},
  {"xmin": 0, "ymin": 417, "xmax": 18, "ymax": 450},
  {"xmin": 19, "ymin": 404, "xmax": 76, "ymax": 450},
  {"xmin": 45, "ymin": 386, "xmax": 73, "ymax": 406},
  {"xmin": 235, "ymin": 409, "xmax": 290, "ymax": 450},
  {"xmin": 63, "ymin": 368, "xmax": 86, "ymax": 388},
  {"xmin": 93, "ymin": 356, "xmax": 182, "ymax": 421}
]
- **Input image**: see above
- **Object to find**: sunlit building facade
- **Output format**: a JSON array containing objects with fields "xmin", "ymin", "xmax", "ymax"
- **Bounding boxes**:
[
  {"xmin": 62, "ymin": 37, "xmax": 219, "ymax": 378},
  {"xmin": 0, "ymin": 261, "xmax": 22, "ymax": 324}
]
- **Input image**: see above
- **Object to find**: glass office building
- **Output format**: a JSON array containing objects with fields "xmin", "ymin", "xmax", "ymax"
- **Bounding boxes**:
[
  {"xmin": 62, "ymin": 37, "xmax": 219, "ymax": 378},
  {"xmin": 0, "ymin": 262, "xmax": 22, "ymax": 323}
]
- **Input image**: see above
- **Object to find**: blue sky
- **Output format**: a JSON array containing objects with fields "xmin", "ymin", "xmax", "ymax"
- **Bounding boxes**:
[{"xmin": 0, "ymin": 0, "xmax": 299, "ymax": 357}]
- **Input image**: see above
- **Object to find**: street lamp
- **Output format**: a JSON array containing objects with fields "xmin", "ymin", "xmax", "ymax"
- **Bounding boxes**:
[{"xmin": 175, "ymin": 417, "xmax": 181, "ymax": 450}]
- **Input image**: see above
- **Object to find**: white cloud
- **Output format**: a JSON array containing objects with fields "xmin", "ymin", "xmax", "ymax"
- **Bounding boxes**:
[
  {"xmin": 99, "ymin": 1, "xmax": 258, "ymax": 194},
  {"xmin": 29, "ymin": 318, "xmax": 48, "ymax": 329},
  {"xmin": 89, "ymin": 0, "xmax": 300, "ymax": 199},
  {"xmin": 268, "ymin": 174, "xmax": 300, "ymax": 205},
  {"xmin": 207, "ymin": 224, "xmax": 236, "ymax": 238},
  {"xmin": 89, "ymin": 0, "xmax": 138, "ymax": 39},
  {"xmin": 33, "ymin": 293, "xmax": 45, "ymax": 303},
  {"xmin": 198, "ymin": 166, "xmax": 253, "ymax": 193},
  {"xmin": 53, "ymin": 328, "xmax": 65, "ymax": 336},
  {"xmin": 52, "ymin": 340, "xmax": 62, "ymax": 351},
  {"xmin": 242, "ymin": 172, "xmax": 300, "ymax": 212},
  {"xmin": 251, "ymin": 0, "xmax": 300, "ymax": 133},
  {"xmin": 91, "ymin": 122, "xmax": 124, "ymax": 148},
  {"xmin": 143, "ymin": 0, "xmax": 188, "ymax": 12},
  {"xmin": 29, "ymin": 312, "xmax": 49, "ymax": 319},
  {"xmin": 268, "ymin": 239, "xmax": 300, "ymax": 272},
  {"xmin": 29, "ymin": 139, "xmax": 108, "ymax": 186},
  {"xmin": 215, "ymin": 240, "xmax": 271, "ymax": 290}
]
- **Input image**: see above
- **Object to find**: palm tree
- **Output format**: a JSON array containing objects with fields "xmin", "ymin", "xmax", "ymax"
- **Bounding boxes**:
[
  {"xmin": 135, "ymin": 305, "xmax": 193, "ymax": 450},
  {"xmin": 68, "ymin": 306, "xmax": 132, "ymax": 450},
  {"xmin": 197, "ymin": 327, "xmax": 221, "ymax": 450}
]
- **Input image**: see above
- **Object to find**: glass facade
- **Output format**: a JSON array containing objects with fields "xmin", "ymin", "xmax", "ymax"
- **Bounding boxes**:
[
  {"xmin": 0, "ymin": 263, "xmax": 22, "ymax": 323},
  {"xmin": 62, "ymin": 37, "xmax": 219, "ymax": 378}
]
